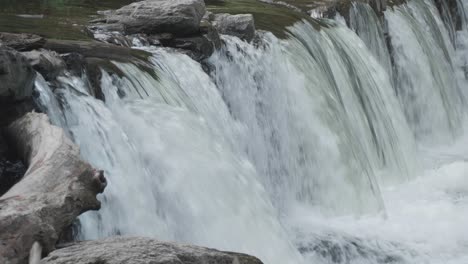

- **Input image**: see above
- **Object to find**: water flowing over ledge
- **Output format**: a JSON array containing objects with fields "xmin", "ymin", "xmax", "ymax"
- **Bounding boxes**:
[{"xmin": 4, "ymin": 0, "xmax": 468, "ymax": 263}]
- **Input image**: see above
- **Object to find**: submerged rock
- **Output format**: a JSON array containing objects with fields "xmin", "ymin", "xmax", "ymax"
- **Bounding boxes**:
[
  {"xmin": 90, "ymin": 0, "xmax": 206, "ymax": 36},
  {"xmin": 41, "ymin": 236, "xmax": 263, "ymax": 264},
  {"xmin": 297, "ymin": 232, "xmax": 410, "ymax": 264},
  {"xmin": 212, "ymin": 13, "xmax": 256, "ymax": 42}
]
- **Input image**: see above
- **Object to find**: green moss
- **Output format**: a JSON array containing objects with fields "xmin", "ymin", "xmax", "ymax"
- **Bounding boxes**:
[{"xmin": 0, "ymin": 0, "xmax": 133, "ymax": 40}]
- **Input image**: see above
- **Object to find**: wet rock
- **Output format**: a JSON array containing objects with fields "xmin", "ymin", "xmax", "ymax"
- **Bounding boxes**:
[
  {"xmin": 162, "ymin": 35, "xmax": 215, "ymax": 61},
  {"xmin": 212, "ymin": 13, "xmax": 256, "ymax": 42},
  {"xmin": 90, "ymin": 0, "xmax": 206, "ymax": 36},
  {"xmin": 22, "ymin": 49, "xmax": 66, "ymax": 81},
  {"xmin": 0, "ymin": 47, "xmax": 35, "ymax": 101},
  {"xmin": 41, "ymin": 236, "xmax": 264, "ymax": 264},
  {"xmin": 61, "ymin": 52, "xmax": 88, "ymax": 77},
  {"xmin": 200, "ymin": 19, "xmax": 222, "ymax": 49},
  {"xmin": 0, "ymin": 32, "xmax": 45, "ymax": 51}
]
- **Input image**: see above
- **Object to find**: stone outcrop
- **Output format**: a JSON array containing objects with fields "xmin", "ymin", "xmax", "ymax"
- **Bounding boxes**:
[
  {"xmin": 41, "ymin": 237, "xmax": 263, "ymax": 264},
  {"xmin": 0, "ymin": 113, "xmax": 107, "ymax": 264},
  {"xmin": 0, "ymin": 47, "xmax": 35, "ymax": 101},
  {"xmin": 86, "ymin": 0, "xmax": 258, "ymax": 61},
  {"xmin": 22, "ymin": 49, "xmax": 66, "ymax": 81},
  {"xmin": 211, "ymin": 14, "xmax": 256, "ymax": 42},
  {"xmin": 0, "ymin": 32, "xmax": 45, "ymax": 51},
  {"xmin": 89, "ymin": 0, "xmax": 206, "ymax": 36}
]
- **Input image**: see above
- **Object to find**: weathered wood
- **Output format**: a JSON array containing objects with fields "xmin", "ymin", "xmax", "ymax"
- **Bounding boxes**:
[
  {"xmin": 41, "ymin": 237, "xmax": 264, "ymax": 264},
  {"xmin": 0, "ymin": 112, "xmax": 106, "ymax": 264}
]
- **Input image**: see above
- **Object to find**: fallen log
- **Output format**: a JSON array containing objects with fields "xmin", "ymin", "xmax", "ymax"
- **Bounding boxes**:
[
  {"xmin": 41, "ymin": 237, "xmax": 264, "ymax": 264},
  {"xmin": 0, "ymin": 112, "xmax": 107, "ymax": 264},
  {"xmin": 43, "ymin": 39, "xmax": 151, "ymax": 62}
]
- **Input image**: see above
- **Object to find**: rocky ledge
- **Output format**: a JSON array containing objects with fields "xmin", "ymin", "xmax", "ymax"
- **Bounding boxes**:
[
  {"xmin": 87, "ymin": 0, "xmax": 256, "ymax": 60},
  {"xmin": 41, "ymin": 237, "xmax": 262, "ymax": 264}
]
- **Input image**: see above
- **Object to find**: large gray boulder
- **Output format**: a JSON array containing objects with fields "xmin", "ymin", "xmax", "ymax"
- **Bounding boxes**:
[
  {"xmin": 92, "ymin": 0, "xmax": 206, "ymax": 36},
  {"xmin": 0, "ymin": 47, "xmax": 35, "ymax": 101},
  {"xmin": 212, "ymin": 14, "xmax": 255, "ymax": 42},
  {"xmin": 41, "ymin": 237, "xmax": 263, "ymax": 264}
]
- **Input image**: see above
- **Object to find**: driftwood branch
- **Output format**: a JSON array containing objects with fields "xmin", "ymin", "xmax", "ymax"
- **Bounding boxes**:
[{"xmin": 0, "ymin": 112, "xmax": 106, "ymax": 264}]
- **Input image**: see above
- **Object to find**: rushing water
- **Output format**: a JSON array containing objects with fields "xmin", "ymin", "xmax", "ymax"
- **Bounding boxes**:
[{"xmin": 34, "ymin": 0, "xmax": 468, "ymax": 263}]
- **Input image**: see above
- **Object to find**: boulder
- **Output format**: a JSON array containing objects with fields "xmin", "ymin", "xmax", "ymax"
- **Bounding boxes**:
[
  {"xmin": 0, "ymin": 47, "xmax": 35, "ymax": 101},
  {"xmin": 161, "ymin": 35, "xmax": 215, "ymax": 61},
  {"xmin": 91, "ymin": 0, "xmax": 206, "ymax": 36},
  {"xmin": 212, "ymin": 14, "xmax": 256, "ymax": 42},
  {"xmin": 0, "ymin": 32, "xmax": 45, "ymax": 51},
  {"xmin": 41, "ymin": 237, "xmax": 263, "ymax": 264},
  {"xmin": 22, "ymin": 49, "xmax": 66, "ymax": 81}
]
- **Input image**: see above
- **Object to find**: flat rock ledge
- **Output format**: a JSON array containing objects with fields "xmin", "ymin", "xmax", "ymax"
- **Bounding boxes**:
[{"xmin": 41, "ymin": 237, "xmax": 264, "ymax": 264}]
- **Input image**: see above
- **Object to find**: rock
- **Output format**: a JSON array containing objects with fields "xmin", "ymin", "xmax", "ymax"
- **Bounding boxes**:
[
  {"xmin": 161, "ymin": 35, "xmax": 215, "ymax": 61},
  {"xmin": 0, "ymin": 47, "xmax": 35, "ymax": 101},
  {"xmin": 200, "ymin": 19, "xmax": 222, "ymax": 49},
  {"xmin": 61, "ymin": 52, "xmax": 88, "ymax": 77},
  {"xmin": 90, "ymin": 0, "xmax": 206, "ymax": 36},
  {"xmin": 212, "ymin": 13, "xmax": 256, "ymax": 42},
  {"xmin": 0, "ymin": 32, "xmax": 45, "ymax": 51},
  {"xmin": 41, "ymin": 237, "xmax": 264, "ymax": 264},
  {"xmin": 0, "ymin": 113, "xmax": 106, "ymax": 264},
  {"xmin": 22, "ymin": 49, "xmax": 66, "ymax": 81}
]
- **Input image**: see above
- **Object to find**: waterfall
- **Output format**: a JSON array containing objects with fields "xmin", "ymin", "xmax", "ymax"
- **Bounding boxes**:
[
  {"xmin": 349, "ymin": 2, "xmax": 394, "ymax": 79},
  {"xmin": 386, "ymin": 0, "xmax": 466, "ymax": 142},
  {"xmin": 34, "ymin": 0, "xmax": 468, "ymax": 263}
]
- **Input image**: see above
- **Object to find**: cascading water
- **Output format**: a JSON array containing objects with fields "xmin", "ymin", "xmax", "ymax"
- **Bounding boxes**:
[
  {"xmin": 386, "ymin": 0, "xmax": 466, "ymax": 142},
  {"xmin": 349, "ymin": 2, "xmax": 394, "ymax": 80},
  {"xmin": 34, "ymin": 0, "xmax": 468, "ymax": 263}
]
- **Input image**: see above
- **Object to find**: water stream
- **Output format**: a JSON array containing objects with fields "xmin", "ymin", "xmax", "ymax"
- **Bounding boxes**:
[{"xmin": 33, "ymin": 0, "xmax": 468, "ymax": 263}]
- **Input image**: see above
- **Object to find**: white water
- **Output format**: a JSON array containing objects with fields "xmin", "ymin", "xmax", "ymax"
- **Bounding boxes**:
[
  {"xmin": 34, "ymin": 0, "xmax": 468, "ymax": 263},
  {"xmin": 386, "ymin": 0, "xmax": 466, "ymax": 142}
]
